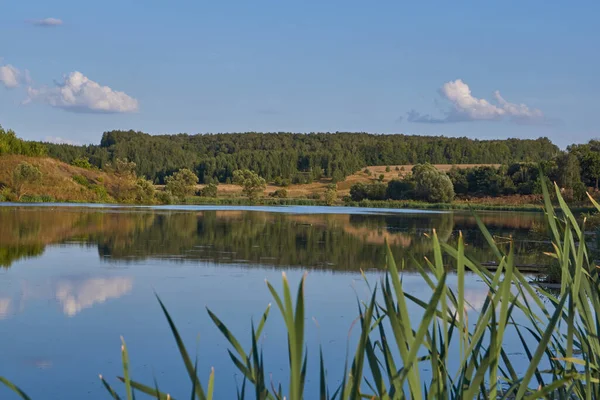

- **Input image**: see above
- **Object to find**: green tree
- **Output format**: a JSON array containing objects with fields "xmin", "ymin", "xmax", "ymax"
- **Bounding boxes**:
[
  {"xmin": 556, "ymin": 152, "xmax": 582, "ymax": 190},
  {"xmin": 71, "ymin": 157, "xmax": 93, "ymax": 169},
  {"xmin": 201, "ymin": 182, "xmax": 218, "ymax": 197},
  {"xmin": 324, "ymin": 184, "xmax": 337, "ymax": 206},
  {"xmin": 385, "ymin": 166, "xmax": 391, "ymax": 172},
  {"xmin": 581, "ymin": 152, "xmax": 600, "ymax": 190},
  {"xmin": 378, "ymin": 174, "xmax": 385, "ymax": 182},
  {"xmin": 134, "ymin": 178, "xmax": 155, "ymax": 203},
  {"xmin": 412, "ymin": 163, "xmax": 455, "ymax": 203},
  {"xmin": 165, "ymin": 168, "xmax": 199, "ymax": 200},
  {"xmin": 12, "ymin": 162, "xmax": 42, "ymax": 199},
  {"xmin": 233, "ymin": 169, "xmax": 266, "ymax": 200}
]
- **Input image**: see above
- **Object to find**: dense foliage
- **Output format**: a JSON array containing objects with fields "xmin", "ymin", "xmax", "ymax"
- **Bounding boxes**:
[
  {"xmin": 43, "ymin": 130, "xmax": 559, "ymax": 183},
  {"xmin": 165, "ymin": 168, "xmax": 198, "ymax": 200},
  {"xmin": 0, "ymin": 126, "xmax": 46, "ymax": 156},
  {"xmin": 233, "ymin": 169, "xmax": 267, "ymax": 200}
]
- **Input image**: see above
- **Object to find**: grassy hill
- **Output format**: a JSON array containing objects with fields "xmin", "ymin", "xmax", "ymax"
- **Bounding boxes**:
[{"xmin": 0, "ymin": 155, "xmax": 118, "ymax": 202}]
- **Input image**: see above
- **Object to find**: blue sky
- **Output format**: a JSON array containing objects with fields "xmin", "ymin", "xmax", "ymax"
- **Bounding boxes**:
[{"xmin": 0, "ymin": 0, "xmax": 598, "ymax": 147}]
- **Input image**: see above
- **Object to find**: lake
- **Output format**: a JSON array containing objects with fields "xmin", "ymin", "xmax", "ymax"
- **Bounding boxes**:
[{"xmin": 0, "ymin": 204, "xmax": 551, "ymax": 399}]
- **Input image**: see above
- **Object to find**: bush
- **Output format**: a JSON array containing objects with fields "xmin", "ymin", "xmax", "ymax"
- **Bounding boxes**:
[
  {"xmin": 308, "ymin": 193, "xmax": 321, "ymax": 200},
  {"xmin": 269, "ymin": 189, "xmax": 288, "ymax": 198},
  {"xmin": 378, "ymin": 174, "xmax": 385, "ymax": 182},
  {"xmin": 12, "ymin": 162, "xmax": 42, "ymax": 199},
  {"xmin": 233, "ymin": 169, "xmax": 267, "ymax": 200},
  {"xmin": 155, "ymin": 190, "xmax": 174, "ymax": 205},
  {"xmin": 135, "ymin": 178, "xmax": 155, "ymax": 203},
  {"xmin": 386, "ymin": 179, "xmax": 415, "ymax": 200},
  {"xmin": 93, "ymin": 185, "xmax": 111, "ymax": 202},
  {"xmin": 324, "ymin": 184, "xmax": 337, "ymax": 206},
  {"xmin": 412, "ymin": 163, "xmax": 455, "ymax": 203},
  {"xmin": 0, "ymin": 187, "xmax": 17, "ymax": 202},
  {"xmin": 73, "ymin": 174, "xmax": 91, "ymax": 188},
  {"xmin": 349, "ymin": 183, "xmax": 387, "ymax": 201},
  {"xmin": 201, "ymin": 183, "xmax": 218, "ymax": 198},
  {"xmin": 71, "ymin": 157, "xmax": 93, "ymax": 169},
  {"xmin": 165, "ymin": 168, "xmax": 199, "ymax": 200},
  {"xmin": 385, "ymin": 166, "xmax": 391, "ymax": 172}
]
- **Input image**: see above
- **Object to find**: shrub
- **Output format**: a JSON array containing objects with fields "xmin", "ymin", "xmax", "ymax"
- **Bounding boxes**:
[
  {"xmin": 165, "ymin": 168, "xmax": 199, "ymax": 200},
  {"xmin": 201, "ymin": 183, "xmax": 218, "ymax": 198},
  {"xmin": 395, "ymin": 166, "xmax": 401, "ymax": 171},
  {"xmin": 269, "ymin": 188, "xmax": 288, "ymax": 198},
  {"xmin": 412, "ymin": 163, "xmax": 455, "ymax": 203},
  {"xmin": 386, "ymin": 179, "xmax": 415, "ymax": 200},
  {"xmin": 324, "ymin": 184, "xmax": 337, "ymax": 206},
  {"xmin": 71, "ymin": 157, "xmax": 93, "ymax": 169},
  {"xmin": 308, "ymin": 193, "xmax": 321, "ymax": 200},
  {"xmin": 12, "ymin": 162, "xmax": 42, "ymax": 199},
  {"xmin": 385, "ymin": 166, "xmax": 391, "ymax": 172},
  {"xmin": 349, "ymin": 182, "xmax": 387, "ymax": 201},
  {"xmin": 0, "ymin": 187, "xmax": 17, "ymax": 202},
  {"xmin": 92, "ymin": 185, "xmax": 111, "ymax": 203},
  {"xmin": 73, "ymin": 174, "xmax": 91, "ymax": 188},
  {"xmin": 378, "ymin": 174, "xmax": 385, "ymax": 182},
  {"xmin": 273, "ymin": 176, "xmax": 283, "ymax": 186},
  {"xmin": 233, "ymin": 169, "xmax": 267, "ymax": 200},
  {"xmin": 135, "ymin": 178, "xmax": 155, "ymax": 203},
  {"xmin": 154, "ymin": 190, "xmax": 174, "ymax": 205}
]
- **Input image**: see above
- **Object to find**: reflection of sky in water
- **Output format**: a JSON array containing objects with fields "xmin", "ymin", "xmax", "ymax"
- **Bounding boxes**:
[
  {"xmin": 0, "ymin": 244, "xmax": 541, "ymax": 400},
  {"xmin": 55, "ymin": 277, "xmax": 133, "ymax": 317}
]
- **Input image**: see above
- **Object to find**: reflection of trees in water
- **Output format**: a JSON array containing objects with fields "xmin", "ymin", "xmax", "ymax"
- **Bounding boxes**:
[{"xmin": 0, "ymin": 207, "xmax": 551, "ymax": 271}]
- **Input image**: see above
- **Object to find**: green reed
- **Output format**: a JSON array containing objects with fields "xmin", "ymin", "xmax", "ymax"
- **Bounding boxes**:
[{"xmin": 3, "ymin": 180, "xmax": 600, "ymax": 399}]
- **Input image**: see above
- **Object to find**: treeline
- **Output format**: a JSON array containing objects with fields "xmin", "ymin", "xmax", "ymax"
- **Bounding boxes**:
[
  {"xmin": 43, "ymin": 130, "xmax": 559, "ymax": 183},
  {"xmin": 0, "ymin": 126, "xmax": 46, "ymax": 157}
]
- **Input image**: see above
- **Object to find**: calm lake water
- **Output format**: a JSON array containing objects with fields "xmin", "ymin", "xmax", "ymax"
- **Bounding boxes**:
[{"xmin": 0, "ymin": 204, "xmax": 551, "ymax": 399}]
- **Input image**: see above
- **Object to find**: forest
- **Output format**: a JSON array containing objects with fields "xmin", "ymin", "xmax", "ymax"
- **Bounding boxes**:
[{"xmin": 42, "ymin": 130, "xmax": 560, "ymax": 183}]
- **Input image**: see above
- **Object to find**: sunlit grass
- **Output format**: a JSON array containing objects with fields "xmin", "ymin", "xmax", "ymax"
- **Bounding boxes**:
[{"xmin": 3, "ymin": 180, "xmax": 600, "ymax": 398}]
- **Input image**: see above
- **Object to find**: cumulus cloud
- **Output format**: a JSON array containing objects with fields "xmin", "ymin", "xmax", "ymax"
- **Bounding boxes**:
[
  {"xmin": 26, "ymin": 71, "xmax": 139, "ymax": 113},
  {"xmin": 0, "ymin": 64, "xmax": 22, "ymax": 88},
  {"xmin": 55, "ymin": 277, "xmax": 133, "ymax": 317},
  {"xmin": 30, "ymin": 18, "xmax": 63, "ymax": 27},
  {"xmin": 44, "ymin": 136, "xmax": 81, "ymax": 145},
  {"xmin": 407, "ymin": 79, "xmax": 545, "ymax": 124}
]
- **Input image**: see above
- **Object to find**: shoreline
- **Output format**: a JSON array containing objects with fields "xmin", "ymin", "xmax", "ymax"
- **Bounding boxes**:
[{"xmin": 1, "ymin": 197, "xmax": 595, "ymax": 213}]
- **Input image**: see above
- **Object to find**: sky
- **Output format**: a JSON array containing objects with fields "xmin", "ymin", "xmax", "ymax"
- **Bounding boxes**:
[{"xmin": 0, "ymin": 0, "xmax": 598, "ymax": 148}]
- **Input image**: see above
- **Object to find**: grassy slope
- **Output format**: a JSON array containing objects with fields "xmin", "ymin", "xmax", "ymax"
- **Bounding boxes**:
[{"xmin": 0, "ymin": 155, "xmax": 117, "ymax": 202}]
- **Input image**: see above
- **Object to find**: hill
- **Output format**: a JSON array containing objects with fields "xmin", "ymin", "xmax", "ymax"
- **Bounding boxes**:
[
  {"xmin": 43, "ymin": 131, "xmax": 559, "ymax": 184},
  {"xmin": 0, "ymin": 155, "xmax": 118, "ymax": 202}
]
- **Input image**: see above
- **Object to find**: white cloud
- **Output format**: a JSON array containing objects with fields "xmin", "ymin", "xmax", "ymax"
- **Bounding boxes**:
[
  {"xmin": 407, "ymin": 79, "xmax": 545, "ymax": 124},
  {"xmin": 0, "ymin": 64, "xmax": 21, "ymax": 88},
  {"xmin": 55, "ymin": 277, "xmax": 133, "ymax": 317},
  {"xmin": 30, "ymin": 18, "xmax": 63, "ymax": 27},
  {"xmin": 44, "ymin": 136, "xmax": 81, "ymax": 145},
  {"xmin": 26, "ymin": 71, "xmax": 139, "ymax": 113}
]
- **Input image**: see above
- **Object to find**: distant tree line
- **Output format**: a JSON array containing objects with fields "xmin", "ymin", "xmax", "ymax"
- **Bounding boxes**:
[
  {"xmin": 42, "ymin": 130, "xmax": 560, "ymax": 184},
  {"xmin": 349, "ymin": 155, "xmax": 593, "ymax": 203}
]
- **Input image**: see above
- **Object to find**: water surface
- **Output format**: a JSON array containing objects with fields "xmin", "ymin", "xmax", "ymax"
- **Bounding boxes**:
[{"xmin": 0, "ymin": 205, "xmax": 550, "ymax": 399}]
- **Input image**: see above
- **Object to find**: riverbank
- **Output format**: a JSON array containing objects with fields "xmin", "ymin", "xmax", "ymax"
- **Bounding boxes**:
[{"xmin": 1, "ymin": 195, "xmax": 596, "ymax": 213}]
